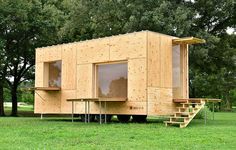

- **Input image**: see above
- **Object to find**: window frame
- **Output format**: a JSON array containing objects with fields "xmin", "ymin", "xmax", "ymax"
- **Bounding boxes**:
[
  {"xmin": 94, "ymin": 61, "xmax": 128, "ymax": 98},
  {"xmin": 44, "ymin": 60, "xmax": 62, "ymax": 88}
]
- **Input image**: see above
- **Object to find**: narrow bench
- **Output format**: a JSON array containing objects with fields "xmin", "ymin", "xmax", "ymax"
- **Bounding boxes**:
[{"xmin": 67, "ymin": 98, "xmax": 127, "ymax": 124}]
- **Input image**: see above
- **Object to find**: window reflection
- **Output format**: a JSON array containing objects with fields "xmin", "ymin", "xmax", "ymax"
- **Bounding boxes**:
[
  {"xmin": 172, "ymin": 45, "xmax": 181, "ymax": 87},
  {"xmin": 97, "ymin": 63, "xmax": 128, "ymax": 98},
  {"xmin": 49, "ymin": 61, "xmax": 61, "ymax": 87},
  {"xmin": 172, "ymin": 45, "xmax": 182, "ymax": 97}
]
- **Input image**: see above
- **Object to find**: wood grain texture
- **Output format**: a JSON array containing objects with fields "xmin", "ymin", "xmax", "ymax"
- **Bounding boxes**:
[
  {"xmin": 61, "ymin": 90, "xmax": 77, "ymax": 113},
  {"xmin": 35, "ymin": 63, "xmax": 44, "ymax": 87},
  {"xmin": 109, "ymin": 32, "xmax": 147, "ymax": 60},
  {"xmin": 128, "ymin": 58, "xmax": 147, "ymax": 102},
  {"xmin": 61, "ymin": 43, "xmax": 77, "ymax": 90},
  {"xmin": 76, "ymin": 38, "xmax": 110, "ymax": 64},
  {"xmin": 147, "ymin": 32, "xmax": 173, "ymax": 88},
  {"xmin": 76, "ymin": 64, "xmax": 93, "ymax": 98},
  {"xmin": 147, "ymin": 32, "xmax": 161, "ymax": 87},
  {"xmin": 34, "ymin": 90, "xmax": 61, "ymax": 114},
  {"xmin": 147, "ymin": 87, "xmax": 175, "ymax": 115},
  {"xmin": 160, "ymin": 35, "xmax": 173, "ymax": 88},
  {"xmin": 36, "ymin": 45, "xmax": 62, "ymax": 63}
]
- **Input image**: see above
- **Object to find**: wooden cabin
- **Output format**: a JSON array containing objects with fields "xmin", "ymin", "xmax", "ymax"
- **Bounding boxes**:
[{"xmin": 34, "ymin": 31, "xmax": 208, "ymax": 127}]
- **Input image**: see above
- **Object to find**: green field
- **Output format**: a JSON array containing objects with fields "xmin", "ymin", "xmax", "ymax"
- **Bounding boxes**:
[{"xmin": 0, "ymin": 109, "xmax": 236, "ymax": 150}]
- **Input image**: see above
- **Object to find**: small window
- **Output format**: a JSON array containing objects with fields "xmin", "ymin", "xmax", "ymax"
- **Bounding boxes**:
[
  {"xmin": 96, "ymin": 62, "xmax": 128, "ymax": 98},
  {"xmin": 48, "ymin": 61, "xmax": 61, "ymax": 87}
]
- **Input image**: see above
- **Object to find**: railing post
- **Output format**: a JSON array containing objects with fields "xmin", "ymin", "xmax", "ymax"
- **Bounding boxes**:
[
  {"xmin": 84, "ymin": 100, "xmax": 87, "ymax": 123},
  {"xmin": 212, "ymin": 102, "xmax": 215, "ymax": 120},
  {"xmin": 72, "ymin": 101, "xmax": 74, "ymax": 122},
  {"xmin": 99, "ymin": 101, "xmax": 102, "ymax": 124},
  {"xmin": 88, "ymin": 101, "xmax": 90, "ymax": 123},
  {"xmin": 104, "ymin": 101, "xmax": 107, "ymax": 124}
]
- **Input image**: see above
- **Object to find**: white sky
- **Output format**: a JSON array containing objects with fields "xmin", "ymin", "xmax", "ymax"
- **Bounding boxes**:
[{"xmin": 227, "ymin": 27, "xmax": 235, "ymax": 34}]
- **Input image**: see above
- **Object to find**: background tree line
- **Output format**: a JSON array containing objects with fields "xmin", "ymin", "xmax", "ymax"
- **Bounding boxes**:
[{"xmin": 0, "ymin": 0, "xmax": 235, "ymax": 116}]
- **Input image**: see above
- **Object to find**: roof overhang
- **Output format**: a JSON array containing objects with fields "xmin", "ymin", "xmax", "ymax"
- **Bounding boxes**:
[{"xmin": 173, "ymin": 37, "xmax": 206, "ymax": 45}]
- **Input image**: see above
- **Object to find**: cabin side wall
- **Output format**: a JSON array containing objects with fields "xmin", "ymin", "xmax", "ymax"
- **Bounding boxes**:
[
  {"xmin": 73, "ymin": 32, "xmax": 148, "ymax": 115},
  {"xmin": 35, "ymin": 45, "xmax": 63, "ymax": 113},
  {"xmin": 35, "ymin": 32, "xmax": 148, "ymax": 115},
  {"xmin": 147, "ymin": 32, "xmax": 175, "ymax": 115}
]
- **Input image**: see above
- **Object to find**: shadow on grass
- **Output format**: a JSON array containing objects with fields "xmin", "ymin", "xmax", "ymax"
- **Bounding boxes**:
[{"xmin": 4, "ymin": 108, "xmax": 234, "ymax": 128}]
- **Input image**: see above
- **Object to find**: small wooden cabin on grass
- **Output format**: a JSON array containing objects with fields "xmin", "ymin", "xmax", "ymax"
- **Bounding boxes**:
[{"xmin": 34, "ymin": 30, "xmax": 211, "ymax": 127}]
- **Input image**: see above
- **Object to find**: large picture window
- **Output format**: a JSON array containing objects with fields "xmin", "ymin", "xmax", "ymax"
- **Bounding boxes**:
[
  {"xmin": 48, "ymin": 61, "xmax": 61, "ymax": 87},
  {"xmin": 97, "ymin": 62, "xmax": 128, "ymax": 98}
]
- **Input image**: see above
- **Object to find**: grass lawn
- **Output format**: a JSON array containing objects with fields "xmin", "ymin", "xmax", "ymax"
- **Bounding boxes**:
[{"xmin": 0, "ymin": 109, "xmax": 236, "ymax": 149}]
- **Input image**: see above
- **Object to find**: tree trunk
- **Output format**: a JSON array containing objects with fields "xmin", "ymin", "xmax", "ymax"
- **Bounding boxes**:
[
  {"xmin": 225, "ymin": 94, "xmax": 232, "ymax": 111},
  {"xmin": 0, "ymin": 82, "xmax": 5, "ymax": 116},
  {"xmin": 11, "ymin": 85, "xmax": 18, "ymax": 116}
]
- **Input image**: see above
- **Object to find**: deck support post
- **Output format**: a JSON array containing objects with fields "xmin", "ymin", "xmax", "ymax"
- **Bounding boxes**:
[
  {"xmin": 72, "ymin": 101, "xmax": 74, "ymax": 122},
  {"xmin": 212, "ymin": 102, "xmax": 214, "ymax": 120},
  {"xmin": 84, "ymin": 100, "xmax": 87, "ymax": 123},
  {"xmin": 104, "ymin": 101, "xmax": 107, "ymax": 124},
  {"xmin": 99, "ymin": 101, "xmax": 102, "ymax": 124},
  {"xmin": 88, "ymin": 101, "xmax": 90, "ymax": 123},
  {"xmin": 40, "ymin": 114, "xmax": 43, "ymax": 119}
]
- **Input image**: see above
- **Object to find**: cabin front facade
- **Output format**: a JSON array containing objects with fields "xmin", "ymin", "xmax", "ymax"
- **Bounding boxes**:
[{"xmin": 35, "ymin": 31, "xmax": 206, "ymax": 126}]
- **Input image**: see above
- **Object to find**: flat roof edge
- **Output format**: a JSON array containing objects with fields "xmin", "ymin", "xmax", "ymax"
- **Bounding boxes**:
[{"xmin": 36, "ymin": 30, "xmax": 178, "ymax": 49}]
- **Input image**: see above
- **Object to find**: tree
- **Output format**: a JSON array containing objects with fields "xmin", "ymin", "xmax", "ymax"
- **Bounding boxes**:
[
  {"xmin": 188, "ymin": 0, "xmax": 236, "ymax": 35},
  {"xmin": 0, "ymin": 39, "xmax": 6, "ymax": 116},
  {"xmin": 61, "ymin": 0, "xmax": 194, "ymax": 42},
  {"xmin": 0, "ymin": 0, "xmax": 65, "ymax": 116},
  {"xmin": 188, "ymin": 0, "xmax": 236, "ymax": 110}
]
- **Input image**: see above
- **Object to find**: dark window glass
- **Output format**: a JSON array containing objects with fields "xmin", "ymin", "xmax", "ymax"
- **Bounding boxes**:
[
  {"xmin": 97, "ymin": 63, "xmax": 128, "ymax": 98},
  {"xmin": 49, "ymin": 61, "xmax": 61, "ymax": 87}
]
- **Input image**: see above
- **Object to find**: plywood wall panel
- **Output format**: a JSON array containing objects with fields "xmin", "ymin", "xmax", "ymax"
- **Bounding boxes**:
[
  {"xmin": 35, "ymin": 48, "xmax": 44, "ymax": 63},
  {"xmin": 160, "ymin": 36, "xmax": 173, "ymax": 88},
  {"xmin": 73, "ymin": 101, "xmax": 147, "ymax": 115},
  {"xmin": 147, "ymin": 32, "xmax": 173, "ymax": 88},
  {"xmin": 36, "ymin": 46, "xmax": 62, "ymax": 63},
  {"xmin": 60, "ymin": 90, "xmax": 77, "ymax": 113},
  {"xmin": 76, "ymin": 64, "xmax": 93, "ymax": 98},
  {"xmin": 34, "ymin": 92, "xmax": 43, "ymax": 113},
  {"xmin": 34, "ymin": 90, "xmax": 61, "ymax": 114},
  {"xmin": 128, "ymin": 58, "xmax": 147, "ymax": 102},
  {"xmin": 61, "ymin": 44, "xmax": 77, "ymax": 90},
  {"xmin": 148, "ymin": 102, "xmax": 175, "ymax": 115},
  {"xmin": 76, "ymin": 38, "xmax": 110, "ymax": 64},
  {"xmin": 110, "ymin": 32, "xmax": 147, "ymax": 60},
  {"xmin": 147, "ymin": 32, "xmax": 161, "ymax": 87},
  {"xmin": 35, "ymin": 63, "xmax": 44, "ymax": 87},
  {"xmin": 147, "ymin": 87, "xmax": 175, "ymax": 115}
]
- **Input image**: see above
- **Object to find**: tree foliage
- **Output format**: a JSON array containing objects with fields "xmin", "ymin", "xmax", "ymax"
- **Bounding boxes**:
[{"xmin": 0, "ymin": 0, "xmax": 65, "ymax": 116}]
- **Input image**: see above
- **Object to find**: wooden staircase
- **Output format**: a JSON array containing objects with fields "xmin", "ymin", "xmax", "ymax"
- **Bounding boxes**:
[{"xmin": 164, "ymin": 99, "xmax": 205, "ymax": 128}]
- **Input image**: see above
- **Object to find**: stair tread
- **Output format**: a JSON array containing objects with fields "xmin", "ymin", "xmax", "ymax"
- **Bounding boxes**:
[
  {"xmin": 170, "ymin": 116, "xmax": 190, "ymax": 119},
  {"xmin": 165, "ymin": 103, "xmax": 205, "ymax": 128},
  {"xmin": 176, "ymin": 107, "xmax": 199, "ymax": 109},
  {"xmin": 175, "ymin": 112, "xmax": 194, "ymax": 114},
  {"xmin": 164, "ymin": 121, "xmax": 185, "ymax": 124},
  {"xmin": 181, "ymin": 103, "xmax": 203, "ymax": 104}
]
